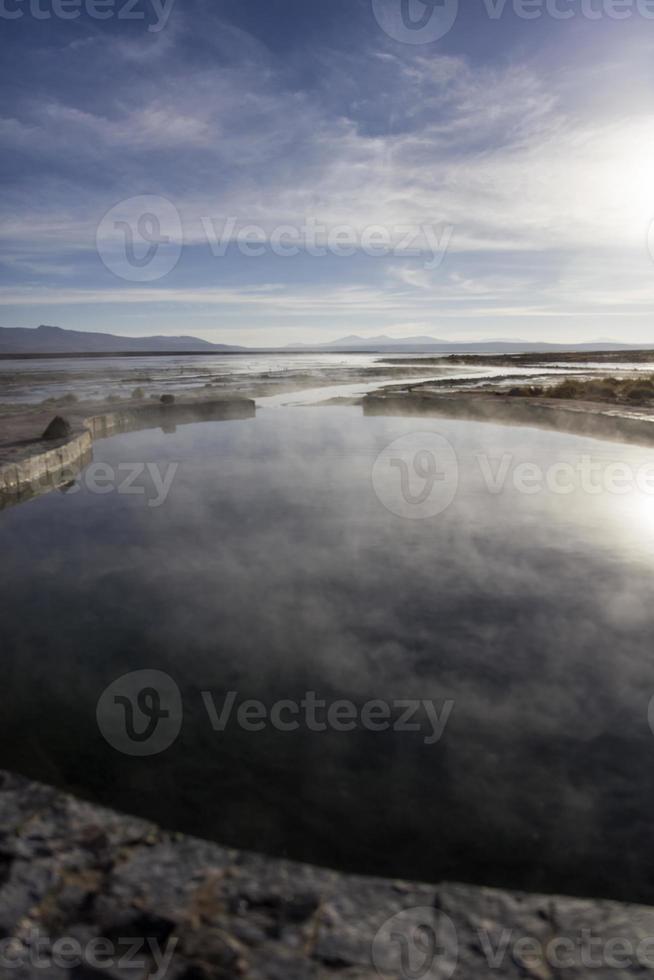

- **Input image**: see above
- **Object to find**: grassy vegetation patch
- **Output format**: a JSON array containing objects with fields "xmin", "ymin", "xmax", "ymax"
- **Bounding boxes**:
[{"xmin": 504, "ymin": 376, "xmax": 654, "ymax": 406}]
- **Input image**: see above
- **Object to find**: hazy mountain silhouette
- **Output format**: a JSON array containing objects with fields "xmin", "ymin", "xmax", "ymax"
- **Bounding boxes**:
[{"xmin": 0, "ymin": 324, "xmax": 650, "ymax": 356}]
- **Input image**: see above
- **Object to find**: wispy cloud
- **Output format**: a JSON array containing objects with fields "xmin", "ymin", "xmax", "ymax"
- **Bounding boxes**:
[{"xmin": 2, "ymin": 8, "xmax": 654, "ymax": 341}]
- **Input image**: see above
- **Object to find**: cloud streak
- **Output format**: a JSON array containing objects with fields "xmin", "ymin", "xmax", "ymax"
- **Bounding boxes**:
[{"xmin": 2, "ymin": 7, "xmax": 654, "ymax": 341}]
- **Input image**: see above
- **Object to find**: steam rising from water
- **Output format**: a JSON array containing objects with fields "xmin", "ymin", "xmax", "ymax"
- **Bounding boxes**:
[{"xmin": 1, "ymin": 407, "xmax": 654, "ymax": 902}]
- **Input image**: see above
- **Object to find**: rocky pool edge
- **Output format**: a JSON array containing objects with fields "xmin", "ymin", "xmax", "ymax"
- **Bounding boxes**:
[
  {"xmin": 0, "ymin": 769, "xmax": 653, "ymax": 978},
  {"xmin": 0, "ymin": 395, "xmax": 256, "ymax": 507}
]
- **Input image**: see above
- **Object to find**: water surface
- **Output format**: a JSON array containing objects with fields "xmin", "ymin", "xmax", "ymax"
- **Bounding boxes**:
[{"xmin": 2, "ymin": 406, "xmax": 654, "ymax": 902}]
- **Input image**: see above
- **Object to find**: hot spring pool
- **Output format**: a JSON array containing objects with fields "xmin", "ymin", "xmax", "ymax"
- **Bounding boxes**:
[{"xmin": 2, "ymin": 405, "xmax": 654, "ymax": 903}]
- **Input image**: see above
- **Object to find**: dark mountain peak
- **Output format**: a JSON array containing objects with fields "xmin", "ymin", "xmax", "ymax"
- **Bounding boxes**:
[{"xmin": 0, "ymin": 325, "xmax": 246, "ymax": 355}]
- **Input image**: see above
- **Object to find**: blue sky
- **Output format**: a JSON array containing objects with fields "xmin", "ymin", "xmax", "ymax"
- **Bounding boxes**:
[{"xmin": 2, "ymin": 0, "xmax": 654, "ymax": 345}]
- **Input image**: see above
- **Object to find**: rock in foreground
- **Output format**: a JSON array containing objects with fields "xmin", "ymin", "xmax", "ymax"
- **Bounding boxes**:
[
  {"xmin": 0, "ymin": 770, "xmax": 652, "ymax": 978},
  {"xmin": 41, "ymin": 416, "xmax": 72, "ymax": 441}
]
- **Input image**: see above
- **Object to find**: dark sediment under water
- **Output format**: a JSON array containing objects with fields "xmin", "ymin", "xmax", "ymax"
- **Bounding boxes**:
[{"xmin": 2, "ymin": 406, "xmax": 654, "ymax": 903}]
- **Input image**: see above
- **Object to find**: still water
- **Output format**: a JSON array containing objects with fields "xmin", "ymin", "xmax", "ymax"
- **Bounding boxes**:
[{"xmin": 2, "ymin": 406, "xmax": 654, "ymax": 902}]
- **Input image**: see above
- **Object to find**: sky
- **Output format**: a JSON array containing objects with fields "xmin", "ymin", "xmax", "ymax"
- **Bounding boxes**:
[{"xmin": 2, "ymin": 0, "xmax": 654, "ymax": 346}]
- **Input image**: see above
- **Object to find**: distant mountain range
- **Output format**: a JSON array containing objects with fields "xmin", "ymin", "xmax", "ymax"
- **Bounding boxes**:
[
  {"xmin": 0, "ymin": 325, "xmax": 246, "ymax": 355},
  {"xmin": 291, "ymin": 334, "xmax": 646, "ymax": 353},
  {"xmin": 0, "ymin": 324, "xmax": 650, "ymax": 356},
  {"xmin": 289, "ymin": 334, "xmax": 449, "ymax": 349}
]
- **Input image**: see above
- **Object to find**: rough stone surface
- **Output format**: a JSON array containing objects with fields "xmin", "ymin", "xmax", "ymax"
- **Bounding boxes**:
[
  {"xmin": 0, "ymin": 431, "xmax": 93, "ymax": 509},
  {"xmin": 0, "ymin": 770, "xmax": 652, "ymax": 978}
]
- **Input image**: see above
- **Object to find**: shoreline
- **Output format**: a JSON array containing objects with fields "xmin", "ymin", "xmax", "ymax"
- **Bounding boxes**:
[
  {"xmin": 1, "ymin": 768, "xmax": 653, "ymax": 978},
  {"xmin": 6, "ymin": 380, "xmax": 654, "ymax": 508},
  {"xmin": 4, "ymin": 346, "xmax": 654, "ymax": 362},
  {"xmin": 0, "ymin": 393, "xmax": 255, "ymax": 508},
  {"xmin": 381, "ymin": 349, "xmax": 654, "ymax": 367},
  {"xmin": 364, "ymin": 387, "xmax": 654, "ymax": 447},
  {"xmin": 0, "ymin": 365, "xmax": 454, "ymax": 507},
  {"xmin": 0, "ymin": 349, "xmax": 385, "ymax": 361}
]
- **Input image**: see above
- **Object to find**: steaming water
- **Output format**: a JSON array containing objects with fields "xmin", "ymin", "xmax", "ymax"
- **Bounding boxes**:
[
  {"xmin": 0, "ymin": 350, "xmax": 614, "ymax": 404},
  {"xmin": 2, "ymin": 406, "xmax": 654, "ymax": 903},
  {"xmin": 0, "ymin": 352, "xmax": 399, "ymax": 404}
]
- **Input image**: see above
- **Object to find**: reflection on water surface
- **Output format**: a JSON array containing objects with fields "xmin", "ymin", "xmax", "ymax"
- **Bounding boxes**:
[{"xmin": 2, "ymin": 406, "xmax": 654, "ymax": 903}]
